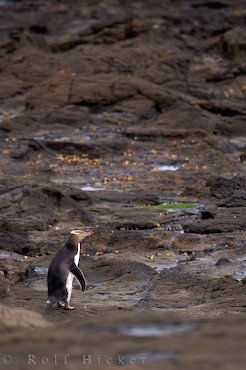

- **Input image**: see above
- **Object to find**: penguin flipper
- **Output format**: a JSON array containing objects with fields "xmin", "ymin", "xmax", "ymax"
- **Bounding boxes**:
[{"xmin": 70, "ymin": 262, "xmax": 87, "ymax": 291}]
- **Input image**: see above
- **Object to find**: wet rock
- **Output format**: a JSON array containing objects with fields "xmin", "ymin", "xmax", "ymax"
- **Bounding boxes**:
[
  {"xmin": 151, "ymin": 268, "xmax": 210, "ymax": 309},
  {"xmin": 9, "ymin": 143, "xmax": 31, "ymax": 160},
  {"xmin": 219, "ymin": 27, "xmax": 246, "ymax": 60},
  {"xmin": 183, "ymin": 178, "xmax": 246, "ymax": 233},
  {"xmin": 215, "ymin": 258, "xmax": 231, "ymax": 267},
  {"xmin": 239, "ymin": 152, "xmax": 246, "ymax": 163},
  {"xmin": 0, "ymin": 250, "xmax": 35, "ymax": 283},
  {"xmin": 106, "ymin": 230, "xmax": 160, "ymax": 251},
  {"xmin": 114, "ymin": 97, "xmax": 155, "ymax": 121},
  {"xmin": 0, "ymin": 219, "xmax": 32, "ymax": 254},
  {"xmin": 0, "ymin": 275, "xmax": 10, "ymax": 297},
  {"xmin": 0, "ymin": 32, "xmax": 16, "ymax": 55},
  {"xmin": 122, "ymin": 126, "xmax": 188, "ymax": 139},
  {"xmin": 0, "ymin": 184, "xmax": 92, "ymax": 222},
  {"xmin": 151, "ymin": 267, "xmax": 246, "ymax": 313},
  {"xmin": 43, "ymin": 136, "xmax": 129, "ymax": 156},
  {"xmin": 171, "ymin": 234, "xmax": 202, "ymax": 251},
  {"xmin": 85, "ymin": 257, "xmax": 155, "ymax": 284},
  {"xmin": 0, "ymin": 184, "xmax": 92, "ymax": 255},
  {"xmin": 19, "ymin": 30, "xmax": 50, "ymax": 51},
  {"xmin": 19, "ymin": 185, "xmax": 92, "ymax": 222},
  {"xmin": 183, "ymin": 217, "xmax": 246, "ymax": 234},
  {"xmin": 26, "ymin": 73, "xmax": 176, "ymax": 116},
  {"xmin": 0, "ymin": 304, "xmax": 53, "ymax": 330},
  {"xmin": 0, "ymin": 75, "xmax": 23, "ymax": 100},
  {"xmin": 47, "ymin": 12, "xmax": 136, "ymax": 51},
  {"xmin": 26, "ymin": 73, "xmax": 135, "ymax": 111},
  {"xmin": 43, "ymin": 105, "xmax": 89, "ymax": 127},
  {"xmin": 211, "ymin": 282, "xmax": 246, "ymax": 311},
  {"xmin": 115, "ymin": 222, "xmax": 157, "ymax": 231},
  {"xmin": 201, "ymin": 210, "xmax": 215, "ymax": 219},
  {"xmin": 156, "ymin": 102, "xmax": 218, "ymax": 133},
  {"xmin": 207, "ymin": 176, "xmax": 246, "ymax": 206},
  {"xmin": 25, "ymin": 72, "xmax": 74, "ymax": 110},
  {"xmin": 214, "ymin": 117, "xmax": 246, "ymax": 137},
  {"xmin": 211, "ymin": 275, "xmax": 239, "ymax": 291}
]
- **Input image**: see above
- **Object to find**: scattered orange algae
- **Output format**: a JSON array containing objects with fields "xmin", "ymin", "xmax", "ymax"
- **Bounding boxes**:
[
  {"xmin": 56, "ymin": 154, "xmax": 102, "ymax": 165},
  {"xmin": 95, "ymin": 251, "xmax": 104, "ymax": 256},
  {"xmin": 146, "ymin": 254, "xmax": 154, "ymax": 260}
]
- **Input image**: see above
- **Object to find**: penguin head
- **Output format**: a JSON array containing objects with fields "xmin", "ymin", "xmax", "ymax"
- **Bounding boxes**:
[
  {"xmin": 71, "ymin": 229, "xmax": 93, "ymax": 239},
  {"xmin": 67, "ymin": 229, "xmax": 93, "ymax": 248}
]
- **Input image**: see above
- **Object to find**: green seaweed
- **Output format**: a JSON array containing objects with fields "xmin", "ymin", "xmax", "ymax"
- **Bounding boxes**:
[{"xmin": 135, "ymin": 203, "xmax": 198, "ymax": 210}]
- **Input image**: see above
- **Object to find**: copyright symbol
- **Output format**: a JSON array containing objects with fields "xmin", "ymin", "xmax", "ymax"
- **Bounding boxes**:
[{"xmin": 2, "ymin": 355, "xmax": 12, "ymax": 365}]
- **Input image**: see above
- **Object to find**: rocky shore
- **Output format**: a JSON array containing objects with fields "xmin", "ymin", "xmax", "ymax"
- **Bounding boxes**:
[{"xmin": 0, "ymin": 0, "xmax": 245, "ymax": 369}]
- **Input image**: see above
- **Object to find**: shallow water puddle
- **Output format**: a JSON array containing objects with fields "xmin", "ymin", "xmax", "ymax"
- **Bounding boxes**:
[
  {"xmin": 189, "ymin": 256, "xmax": 215, "ymax": 269},
  {"xmin": 233, "ymin": 256, "xmax": 246, "ymax": 281},
  {"xmin": 154, "ymin": 164, "xmax": 179, "ymax": 171},
  {"xmin": 34, "ymin": 135, "xmax": 91, "ymax": 143},
  {"xmin": 229, "ymin": 137, "xmax": 246, "ymax": 150},
  {"xmin": 91, "ymin": 108, "xmax": 133, "ymax": 123},
  {"xmin": 177, "ymin": 248, "xmax": 246, "ymax": 282},
  {"xmin": 120, "ymin": 322, "xmax": 194, "ymax": 337},
  {"xmin": 34, "ymin": 266, "xmax": 48, "ymax": 276},
  {"xmin": 81, "ymin": 185, "xmax": 105, "ymax": 191},
  {"xmin": 0, "ymin": 250, "xmax": 26, "ymax": 262},
  {"xmin": 155, "ymin": 262, "xmax": 178, "ymax": 273}
]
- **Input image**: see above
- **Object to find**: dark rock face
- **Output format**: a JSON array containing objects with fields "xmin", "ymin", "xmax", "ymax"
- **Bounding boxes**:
[
  {"xmin": 215, "ymin": 258, "xmax": 231, "ymax": 266},
  {"xmin": 0, "ymin": 184, "xmax": 93, "ymax": 255},
  {"xmin": 208, "ymin": 177, "xmax": 246, "ymax": 206}
]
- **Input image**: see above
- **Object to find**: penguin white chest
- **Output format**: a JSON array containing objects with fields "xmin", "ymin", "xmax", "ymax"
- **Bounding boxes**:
[
  {"xmin": 66, "ymin": 243, "xmax": 81, "ymax": 303},
  {"xmin": 74, "ymin": 243, "xmax": 80, "ymax": 266}
]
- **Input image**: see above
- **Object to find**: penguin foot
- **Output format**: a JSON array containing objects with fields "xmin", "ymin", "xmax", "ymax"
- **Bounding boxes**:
[
  {"xmin": 58, "ymin": 301, "xmax": 65, "ymax": 309},
  {"xmin": 58, "ymin": 301, "xmax": 75, "ymax": 310},
  {"xmin": 65, "ymin": 305, "xmax": 75, "ymax": 310}
]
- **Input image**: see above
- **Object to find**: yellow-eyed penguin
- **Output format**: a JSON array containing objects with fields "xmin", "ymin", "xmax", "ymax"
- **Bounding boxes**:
[{"xmin": 46, "ymin": 229, "xmax": 93, "ymax": 311}]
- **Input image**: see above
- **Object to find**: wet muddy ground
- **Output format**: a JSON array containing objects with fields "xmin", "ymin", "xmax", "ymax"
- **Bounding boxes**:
[{"xmin": 0, "ymin": 0, "xmax": 245, "ymax": 369}]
